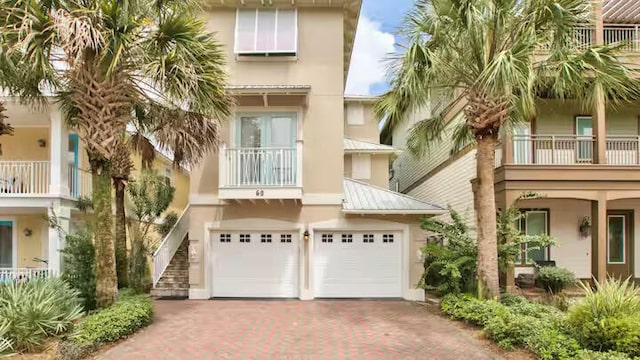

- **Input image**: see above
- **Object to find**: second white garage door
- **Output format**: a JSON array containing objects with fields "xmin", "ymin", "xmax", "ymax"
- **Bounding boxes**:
[
  {"xmin": 211, "ymin": 231, "xmax": 298, "ymax": 298},
  {"xmin": 314, "ymin": 231, "xmax": 402, "ymax": 298}
]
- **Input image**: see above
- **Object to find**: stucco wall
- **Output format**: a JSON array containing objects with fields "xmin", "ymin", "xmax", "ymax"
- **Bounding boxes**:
[
  {"xmin": 344, "ymin": 102, "xmax": 380, "ymax": 142},
  {"xmin": 0, "ymin": 127, "xmax": 50, "ymax": 161}
]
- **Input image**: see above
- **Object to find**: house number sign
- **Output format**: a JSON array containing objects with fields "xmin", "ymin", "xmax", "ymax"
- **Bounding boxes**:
[{"xmin": 255, "ymin": 190, "xmax": 265, "ymax": 196}]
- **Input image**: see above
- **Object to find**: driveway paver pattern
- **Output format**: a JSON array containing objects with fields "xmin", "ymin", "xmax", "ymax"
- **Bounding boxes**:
[{"xmin": 100, "ymin": 299, "xmax": 502, "ymax": 360}]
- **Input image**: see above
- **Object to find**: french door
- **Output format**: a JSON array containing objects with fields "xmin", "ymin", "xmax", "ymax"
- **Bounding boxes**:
[
  {"xmin": 576, "ymin": 116, "xmax": 593, "ymax": 163},
  {"xmin": 607, "ymin": 211, "xmax": 632, "ymax": 279},
  {"xmin": 0, "ymin": 220, "xmax": 14, "ymax": 268},
  {"xmin": 236, "ymin": 114, "xmax": 296, "ymax": 186}
]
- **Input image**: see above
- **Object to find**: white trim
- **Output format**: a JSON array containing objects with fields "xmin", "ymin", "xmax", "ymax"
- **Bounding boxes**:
[
  {"xmin": 0, "ymin": 217, "xmax": 17, "ymax": 268},
  {"xmin": 219, "ymin": 187, "xmax": 302, "ymax": 200},
  {"xmin": 607, "ymin": 214, "xmax": 626, "ymax": 264},
  {"xmin": 189, "ymin": 288, "xmax": 209, "ymax": 300},
  {"xmin": 344, "ymin": 149, "xmax": 400, "ymax": 155},
  {"xmin": 301, "ymin": 193, "xmax": 343, "ymax": 205},
  {"xmin": 342, "ymin": 209, "xmax": 445, "ymax": 215}
]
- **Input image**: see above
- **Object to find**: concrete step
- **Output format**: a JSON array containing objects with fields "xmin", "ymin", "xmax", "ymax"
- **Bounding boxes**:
[
  {"xmin": 156, "ymin": 281, "xmax": 189, "ymax": 289},
  {"xmin": 151, "ymin": 288, "xmax": 189, "ymax": 298}
]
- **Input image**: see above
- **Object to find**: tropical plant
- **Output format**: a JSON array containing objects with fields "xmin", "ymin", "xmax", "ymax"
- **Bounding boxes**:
[
  {"xmin": 157, "ymin": 211, "xmax": 179, "ymax": 238},
  {"xmin": 0, "ymin": 278, "xmax": 83, "ymax": 352},
  {"xmin": 376, "ymin": 0, "xmax": 640, "ymax": 298},
  {"xmin": 127, "ymin": 170, "xmax": 175, "ymax": 292},
  {"xmin": 1, "ymin": 0, "xmax": 232, "ymax": 307},
  {"xmin": 61, "ymin": 228, "xmax": 97, "ymax": 311},
  {"xmin": 568, "ymin": 277, "xmax": 640, "ymax": 352},
  {"xmin": 536, "ymin": 266, "xmax": 576, "ymax": 293}
]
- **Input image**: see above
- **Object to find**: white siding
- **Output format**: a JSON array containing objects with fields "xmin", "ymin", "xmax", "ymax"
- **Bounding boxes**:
[{"xmin": 407, "ymin": 150, "xmax": 477, "ymax": 225}]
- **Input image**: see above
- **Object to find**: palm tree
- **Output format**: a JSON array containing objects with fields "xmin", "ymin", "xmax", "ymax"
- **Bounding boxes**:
[
  {"xmin": 2, "ymin": 0, "xmax": 231, "ymax": 307},
  {"xmin": 377, "ymin": 0, "xmax": 640, "ymax": 299},
  {"xmin": 110, "ymin": 103, "xmax": 222, "ymax": 289}
]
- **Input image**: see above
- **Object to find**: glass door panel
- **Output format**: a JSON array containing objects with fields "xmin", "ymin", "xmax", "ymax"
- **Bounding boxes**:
[
  {"xmin": 576, "ymin": 116, "xmax": 593, "ymax": 162},
  {"xmin": 513, "ymin": 123, "xmax": 531, "ymax": 164},
  {"xmin": 0, "ymin": 221, "xmax": 13, "ymax": 268},
  {"xmin": 607, "ymin": 215, "xmax": 625, "ymax": 264},
  {"xmin": 525, "ymin": 211, "xmax": 548, "ymax": 264}
]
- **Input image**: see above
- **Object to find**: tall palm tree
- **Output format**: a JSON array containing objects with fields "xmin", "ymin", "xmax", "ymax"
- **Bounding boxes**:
[
  {"xmin": 377, "ymin": 0, "xmax": 640, "ymax": 299},
  {"xmin": 2, "ymin": 0, "xmax": 231, "ymax": 307}
]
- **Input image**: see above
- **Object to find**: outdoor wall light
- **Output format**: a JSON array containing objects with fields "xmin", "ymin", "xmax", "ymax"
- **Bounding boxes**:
[
  {"xmin": 23, "ymin": 228, "xmax": 32, "ymax": 237},
  {"xmin": 579, "ymin": 216, "xmax": 591, "ymax": 238},
  {"xmin": 37, "ymin": 139, "xmax": 47, "ymax": 148},
  {"xmin": 303, "ymin": 230, "xmax": 310, "ymax": 241}
]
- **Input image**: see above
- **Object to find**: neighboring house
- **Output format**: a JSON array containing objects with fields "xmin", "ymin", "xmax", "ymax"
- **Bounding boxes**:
[
  {"xmin": 388, "ymin": 2, "xmax": 640, "ymax": 286},
  {"xmin": 0, "ymin": 98, "xmax": 189, "ymax": 282},
  {"xmin": 151, "ymin": 0, "xmax": 444, "ymax": 300}
]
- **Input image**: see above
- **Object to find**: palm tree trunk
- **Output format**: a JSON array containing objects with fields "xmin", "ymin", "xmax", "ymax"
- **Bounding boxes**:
[
  {"xmin": 114, "ymin": 180, "xmax": 128, "ymax": 288},
  {"xmin": 90, "ymin": 157, "xmax": 118, "ymax": 308},
  {"xmin": 475, "ymin": 135, "xmax": 500, "ymax": 299}
]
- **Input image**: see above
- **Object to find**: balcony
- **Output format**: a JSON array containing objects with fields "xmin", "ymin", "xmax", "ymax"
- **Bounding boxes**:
[
  {"xmin": 538, "ymin": 25, "xmax": 640, "ymax": 52},
  {"xmin": 505, "ymin": 135, "xmax": 640, "ymax": 166},
  {"xmin": 218, "ymin": 145, "xmax": 302, "ymax": 200},
  {"xmin": 0, "ymin": 161, "xmax": 92, "ymax": 198}
]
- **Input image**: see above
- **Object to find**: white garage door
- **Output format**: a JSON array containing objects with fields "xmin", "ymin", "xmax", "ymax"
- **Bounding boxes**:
[
  {"xmin": 211, "ymin": 231, "xmax": 298, "ymax": 298},
  {"xmin": 314, "ymin": 231, "xmax": 402, "ymax": 298}
]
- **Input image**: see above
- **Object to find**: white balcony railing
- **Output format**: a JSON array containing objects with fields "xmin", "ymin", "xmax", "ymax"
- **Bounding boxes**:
[
  {"xmin": 69, "ymin": 165, "xmax": 92, "ymax": 198},
  {"xmin": 512, "ymin": 135, "xmax": 595, "ymax": 165},
  {"xmin": 221, "ymin": 147, "xmax": 298, "ymax": 187},
  {"xmin": 508, "ymin": 135, "xmax": 640, "ymax": 166},
  {"xmin": 0, "ymin": 268, "xmax": 53, "ymax": 283},
  {"xmin": 604, "ymin": 25, "xmax": 640, "ymax": 52},
  {"xmin": 0, "ymin": 161, "xmax": 50, "ymax": 194},
  {"xmin": 152, "ymin": 206, "xmax": 189, "ymax": 287}
]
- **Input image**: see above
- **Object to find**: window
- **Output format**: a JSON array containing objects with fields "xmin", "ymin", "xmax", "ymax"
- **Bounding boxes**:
[
  {"xmin": 164, "ymin": 167, "xmax": 173, "ymax": 185},
  {"xmin": 240, "ymin": 234, "xmax": 251, "ymax": 243},
  {"xmin": 0, "ymin": 221, "xmax": 13, "ymax": 267},
  {"xmin": 383, "ymin": 234, "xmax": 394, "ymax": 243},
  {"xmin": 280, "ymin": 234, "xmax": 292, "ymax": 243},
  {"xmin": 341, "ymin": 234, "xmax": 353, "ymax": 243},
  {"xmin": 516, "ymin": 210, "xmax": 549, "ymax": 265},
  {"xmin": 352, "ymin": 154, "xmax": 371, "ymax": 180},
  {"xmin": 363, "ymin": 234, "xmax": 374, "ymax": 243},
  {"xmin": 261, "ymin": 234, "xmax": 272, "ymax": 243},
  {"xmin": 321, "ymin": 234, "xmax": 333, "ymax": 243},
  {"xmin": 347, "ymin": 104, "xmax": 365, "ymax": 125},
  {"xmin": 607, "ymin": 215, "xmax": 625, "ymax": 264},
  {"xmin": 219, "ymin": 234, "xmax": 231, "ymax": 243},
  {"xmin": 235, "ymin": 9, "xmax": 297, "ymax": 55}
]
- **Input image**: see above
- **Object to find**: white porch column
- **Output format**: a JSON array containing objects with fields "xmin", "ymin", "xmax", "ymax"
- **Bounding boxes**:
[
  {"xmin": 49, "ymin": 109, "xmax": 70, "ymax": 196},
  {"xmin": 47, "ymin": 204, "xmax": 70, "ymax": 275}
]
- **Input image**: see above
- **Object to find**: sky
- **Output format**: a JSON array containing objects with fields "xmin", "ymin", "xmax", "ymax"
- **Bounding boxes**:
[{"xmin": 344, "ymin": 0, "xmax": 414, "ymax": 96}]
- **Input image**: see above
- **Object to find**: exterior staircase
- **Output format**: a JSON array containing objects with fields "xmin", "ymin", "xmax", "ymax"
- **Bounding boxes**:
[{"xmin": 150, "ymin": 236, "xmax": 189, "ymax": 298}]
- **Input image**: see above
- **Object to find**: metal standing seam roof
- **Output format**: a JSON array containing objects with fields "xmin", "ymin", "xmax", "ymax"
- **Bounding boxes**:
[
  {"xmin": 342, "ymin": 178, "xmax": 445, "ymax": 215},
  {"xmin": 603, "ymin": 0, "xmax": 640, "ymax": 24},
  {"xmin": 343, "ymin": 138, "xmax": 400, "ymax": 154}
]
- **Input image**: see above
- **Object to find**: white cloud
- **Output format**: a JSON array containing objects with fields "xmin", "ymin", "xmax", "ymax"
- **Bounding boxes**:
[{"xmin": 345, "ymin": 16, "xmax": 396, "ymax": 96}]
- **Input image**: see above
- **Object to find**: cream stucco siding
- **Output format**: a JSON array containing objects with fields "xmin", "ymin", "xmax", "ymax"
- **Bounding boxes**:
[{"xmin": 344, "ymin": 102, "xmax": 379, "ymax": 142}]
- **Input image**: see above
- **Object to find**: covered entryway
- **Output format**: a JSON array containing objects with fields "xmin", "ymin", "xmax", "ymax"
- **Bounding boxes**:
[
  {"xmin": 210, "ymin": 231, "xmax": 298, "ymax": 298},
  {"xmin": 314, "ymin": 231, "xmax": 402, "ymax": 298}
]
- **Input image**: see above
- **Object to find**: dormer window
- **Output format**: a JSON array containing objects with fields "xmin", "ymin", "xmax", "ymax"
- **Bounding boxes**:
[{"xmin": 235, "ymin": 9, "xmax": 297, "ymax": 56}]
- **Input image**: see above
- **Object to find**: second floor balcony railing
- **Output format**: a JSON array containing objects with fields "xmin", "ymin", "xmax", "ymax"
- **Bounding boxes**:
[
  {"xmin": 0, "ymin": 161, "xmax": 50, "ymax": 194},
  {"xmin": 538, "ymin": 25, "xmax": 640, "ymax": 52},
  {"xmin": 222, "ymin": 147, "xmax": 297, "ymax": 187},
  {"xmin": 506, "ymin": 134, "xmax": 640, "ymax": 166}
]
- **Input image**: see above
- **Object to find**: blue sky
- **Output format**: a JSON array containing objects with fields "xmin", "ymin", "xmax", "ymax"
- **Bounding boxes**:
[{"xmin": 345, "ymin": 0, "xmax": 414, "ymax": 96}]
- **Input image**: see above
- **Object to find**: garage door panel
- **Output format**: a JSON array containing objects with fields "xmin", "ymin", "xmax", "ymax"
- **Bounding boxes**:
[
  {"xmin": 211, "ymin": 232, "xmax": 298, "ymax": 298},
  {"xmin": 314, "ymin": 232, "xmax": 402, "ymax": 298}
]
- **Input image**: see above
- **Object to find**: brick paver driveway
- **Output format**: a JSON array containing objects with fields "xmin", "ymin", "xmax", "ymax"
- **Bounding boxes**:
[{"xmin": 100, "ymin": 300, "xmax": 502, "ymax": 360}]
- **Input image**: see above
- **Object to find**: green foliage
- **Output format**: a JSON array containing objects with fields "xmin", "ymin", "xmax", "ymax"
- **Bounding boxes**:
[
  {"xmin": 419, "ymin": 208, "xmax": 477, "ymax": 295},
  {"xmin": 602, "ymin": 315, "xmax": 640, "ymax": 357},
  {"xmin": 484, "ymin": 312, "xmax": 551, "ymax": 350},
  {"xmin": 574, "ymin": 350, "xmax": 633, "ymax": 360},
  {"xmin": 74, "ymin": 196, "xmax": 93, "ymax": 213},
  {"xmin": 525, "ymin": 329, "xmax": 582, "ymax": 360},
  {"xmin": 0, "ymin": 278, "xmax": 83, "ymax": 353},
  {"xmin": 157, "ymin": 211, "xmax": 178, "ymax": 238},
  {"xmin": 61, "ymin": 228, "xmax": 97, "ymax": 311},
  {"xmin": 568, "ymin": 278, "xmax": 640, "ymax": 354},
  {"xmin": 440, "ymin": 294, "xmax": 510, "ymax": 327},
  {"xmin": 73, "ymin": 294, "xmax": 153, "ymax": 346},
  {"xmin": 536, "ymin": 266, "xmax": 576, "ymax": 293},
  {"xmin": 128, "ymin": 170, "xmax": 175, "ymax": 228},
  {"xmin": 128, "ymin": 237, "xmax": 152, "ymax": 294}
]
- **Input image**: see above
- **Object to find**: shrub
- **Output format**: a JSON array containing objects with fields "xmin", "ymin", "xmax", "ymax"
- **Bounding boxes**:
[
  {"xmin": 602, "ymin": 315, "xmax": 640, "ymax": 357},
  {"xmin": 536, "ymin": 266, "xmax": 576, "ymax": 293},
  {"xmin": 61, "ymin": 228, "xmax": 96, "ymax": 311},
  {"xmin": 440, "ymin": 294, "xmax": 510, "ymax": 326},
  {"xmin": 0, "ymin": 278, "xmax": 83, "ymax": 352},
  {"xmin": 568, "ymin": 278, "xmax": 640, "ymax": 352},
  {"xmin": 128, "ymin": 238, "xmax": 152, "ymax": 293},
  {"xmin": 574, "ymin": 350, "xmax": 632, "ymax": 360},
  {"xmin": 525, "ymin": 329, "xmax": 581, "ymax": 360},
  {"xmin": 484, "ymin": 312, "xmax": 554, "ymax": 350},
  {"xmin": 499, "ymin": 293, "xmax": 528, "ymax": 306},
  {"xmin": 73, "ymin": 294, "xmax": 153, "ymax": 346}
]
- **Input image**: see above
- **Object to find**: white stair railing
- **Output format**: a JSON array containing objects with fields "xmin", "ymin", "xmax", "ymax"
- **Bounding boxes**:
[{"xmin": 152, "ymin": 206, "xmax": 190, "ymax": 287}]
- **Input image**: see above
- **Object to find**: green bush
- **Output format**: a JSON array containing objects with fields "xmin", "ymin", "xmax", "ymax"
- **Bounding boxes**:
[
  {"xmin": 73, "ymin": 294, "xmax": 153, "ymax": 346},
  {"xmin": 536, "ymin": 266, "xmax": 576, "ymax": 293},
  {"xmin": 568, "ymin": 278, "xmax": 640, "ymax": 353},
  {"xmin": 574, "ymin": 350, "xmax": 632, "ymax": 360},
  {"xmin": 128, "ymin": 238, "xmax": 152, "ymax": 293},
  {"xmin": 484, "ymin": 311, "xmax": 555, "ymax": 350},
  {"xmin": 499, "ymin": 293, "xmax": 528, "ymax": 306},
  {"xmin": 602, "ymin": 315, "xmax": 640, "ymax": 357},
  {"xmin": 0, "ymin": 278, "xmax": 83, "ymax": 353},
  {"xmin": 61, "ymin": 228, "xmax": 96, "ymax": 311},
  {"xmin": 441, "ymin": 294, "xmax": 510, "ymax": 326},
  {"xmin": 525, "ymin": 329, "xmax": 581, "ymax": 360}
]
